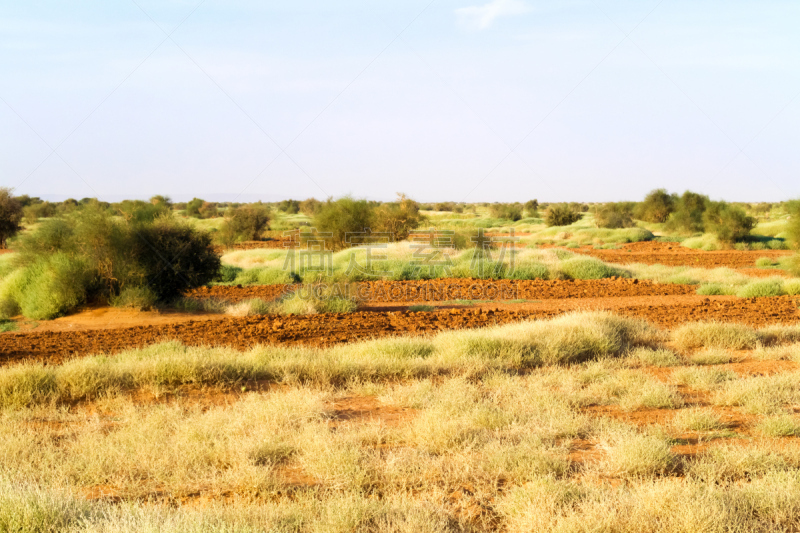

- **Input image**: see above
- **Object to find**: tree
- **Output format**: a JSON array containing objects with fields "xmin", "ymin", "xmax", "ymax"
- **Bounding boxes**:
[
  {"xmin": 524, "ymin": 199, "xmax": 539, "ymax": 217},
  {"xmin": 489, "ymin": 203, "xmax": 523, "ymax": 221},
  {"xmin": 544, "ymin": 204, "xmax": 582, "ymax": 227},
  {"xmin": 635, "ymin": 189, "xmax": 676, "ymax": 223},
  {"xmin": 278, "ymin": 199, "xmax": 300, "ymax": 214},
  {"xmin": 185, "ymin": 198, "xmax": 204, "ymax": 218},
  {"xmin": 0, "ymin": 188, "xmax": 23, "ymax": 248}
]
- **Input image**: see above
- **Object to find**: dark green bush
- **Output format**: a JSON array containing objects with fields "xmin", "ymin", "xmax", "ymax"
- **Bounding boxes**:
[
  {"xmin": 545, "ymin": 204, "xmax": 582, "ymax": 227},
  {"xmin": 311, "ymin": 196, "xmax": 374, "ymax": 250},
  {"xmin": 219, "ymin": 204, "xmax": 270, "ymax": 245},
  {"xmin": 666, "ymin": 191, "xmax": 709, "ymax": 233},
  {"xmin": 7, "ymin": 210, "xmax": 220, "ymax": 319},
  {"xmin": 488, "ymin": 203, "xmax": 523, "ymax": 221},
  {"xmin": 702, "ymin": 201, "xmax": 756, "ymax": 244},
  {"xmin": 278, "ymin": 199, "xmax": 300, "ymax": 214},
  {"xmin": 524, "ymin": 199, "xmax": 539, "ymax": 217},
  {"xmin": 0, "ymin": 188, "xmax": 23, "ymax": 249},
  {"xmin": 130, "ymin": 219, "xmax": 221, "ymax": 300},
  {"xmin": 595, "ymin": 203, "xmax": 636, "ymax": 229},
  {"xmin": 635, "ymin": 189, "xmax": 676, "ymax": 223}
]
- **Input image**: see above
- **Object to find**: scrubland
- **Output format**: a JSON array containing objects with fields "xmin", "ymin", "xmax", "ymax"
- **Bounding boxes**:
[{"xmin": 4, "ymin": 312, "xmax": 800, "ymax": 532}]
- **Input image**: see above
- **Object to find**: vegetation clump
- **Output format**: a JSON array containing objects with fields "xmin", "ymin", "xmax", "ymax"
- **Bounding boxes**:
[
  {"xmin": 544, "ymin": 204, "xmax": 582, "ymax": 227},
  {"xmin": 0, "ymin": 208, "xmax": 220, "ymax": 319}
]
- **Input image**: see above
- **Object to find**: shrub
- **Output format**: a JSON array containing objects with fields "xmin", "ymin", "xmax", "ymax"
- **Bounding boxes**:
[
  {"xmin": 185, "ymin": 197, "xmax": 204, "ymax": 218},
  {"xmin": 524, "ymin": 199, "xmax": 538, "ymax": 217},
  {"xmin": 115, "ymin": 199, "xmax": 169, "ymax": 224},
  {"xmin": 735, "ymin": 279, "xmax": 784, "ymax": 298},
  {"xmin": 219, "ymin": 204, "xmax": 270, "ymax": 245},
  {"xmin": 129, "ymin": 218, "xmax": 221, "ymax": 301},
  {"xmin": 635, "ymin": 188, "xmax": 676, "ymax": 223},
  {"xmin": 786, "ymin": 199, "xmax": 800, "ymax": 249},
  {"xmin": 594, "ymin": 203, "xmax": 636, "ymax": 229},
  {"xmin": 299, "ymin": 198, "xmax": 321, "ymax": 215},
  {"xmin": 755, "ymin": 257, "xmax": 776, "ymax": 267},
  {"xmin": 0, "ymin": 188, "xmax": 23, "ymax": 249},
  {"xmin": 666, "ymin": 191, "xmax": 709, "ymax": 233},
  {"xmin": 559, "ymin": 257, "xmax": 626, "ymax": 279},
  {"xmin": 409, "ymin": 304, "xmax": 435, "ymax": 312},
  {"xmin": 372, "ymin": 194, "xmax": 425, "ymax": 241},
  {"xmin": 703, "ymin": 201, "xmax": 756, "ymax": 244},
  {"xmin": 311, "ymin": 196, "xmax": 374, "ymax": 250},
  {"xmin": 16, "ymin": 254, "xmax": 91, "ymax": 320},
  {"xmin": 489, "ymin": 203, "xmax": 523, "ymax": 221},
  {"xmin": 215, "ymin": 265, "xmax": 244, "ymax": 283},
  {"xmin": 277, "ymin": 199, "xmax": 300, "ymax": 214},
  {"xmin": 544, "ymin": 204, "xmax": 581, "ymax": 227}
]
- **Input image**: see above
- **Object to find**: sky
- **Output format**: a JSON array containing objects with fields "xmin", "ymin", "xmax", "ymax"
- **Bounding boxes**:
[{"xmin": 1, "ymin": 0, "xmax": 799, "ymax": 203}]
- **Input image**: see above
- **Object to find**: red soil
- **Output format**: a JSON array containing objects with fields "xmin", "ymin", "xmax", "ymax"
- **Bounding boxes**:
[
  {"xmin": 187, "ymin": 277, "xmax": 697, "ymax": 304},
  {"xmin": 569, "ymin": 241, "xmax": 791, "ymax": 268},
  {"xmin": 2, "ymin": 294, "xmax": 798, "ymax": 367}
]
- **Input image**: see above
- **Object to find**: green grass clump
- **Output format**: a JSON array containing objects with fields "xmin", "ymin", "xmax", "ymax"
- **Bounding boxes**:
[
  {"xmin": 109, "ymin": 286, "xmax": 157, "ymax": 310},
  {"xmin": 689, "ymin": 348, "xmax": 735, "ymax": 365},
  {"xmin": 673, "ymin": 322, "xmax": 759, "ymax": 351},
  {"xmin": 507, "ymin": 263, "xmax": 550, "ymax": 280},
  {"xmin": 756, "ymin": 415, "xmax": 800, "ymax": 437},
  {"xmin": 755, "ymin": 257, "xmax": 777, "ymax": 268},
  {"xmin": 408, "ymin": 305, "xmax": 435, "ymax": 312},
  {"xmin": 558, "ymin": 257, "xmax": 627, "ymax": 280},
  {"xmin": 785, "ymin": 279, "xmax": 800, "ymax": 296},
  {"xmin": 626, "ymin": 347, "xmax": 680, "ymax": 367},
  {"xmin": 696, "ymin": 283, "xmax": 727, "ymax": 295},
  {"xmin": 673, "ymin": 408, "xmax": 725, "ymax": 431},
  {"xmin": 599, "ymin": 431, "xmax": 676, "ymax": 478},
  {"xmin": 735, "ymin": 278, "xmax": 784, "ymax": 298},
  {"xmin": 225, "ymin": 298, "xmax": 272, "ymax": 317},
  {"xmin": 0, "ymin": 320, "xmax": 16, "ymax": 333}
]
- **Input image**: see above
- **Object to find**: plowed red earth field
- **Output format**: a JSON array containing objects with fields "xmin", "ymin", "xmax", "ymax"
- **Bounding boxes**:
[
  {"xmin": 2, "ymin": 293, "xmax": 798, "ymax": 366},
  {"xmin": 567, "ymin": 241, "xmax": 791, "ymax": 268},
  {"xmin": 187, "ymin": 277, "xmax": 696, "ymax": 303}
]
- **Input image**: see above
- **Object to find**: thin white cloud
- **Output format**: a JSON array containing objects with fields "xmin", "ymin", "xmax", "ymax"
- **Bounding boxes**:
[{"xmin": 456, "ymin": 0, "xmax": 530, "ymax": 30}]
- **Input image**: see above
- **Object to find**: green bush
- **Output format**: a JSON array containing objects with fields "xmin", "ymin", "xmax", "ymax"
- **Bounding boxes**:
[
  {"xmin": 594, "ymin": 203, "xmax": 636, "ymax": 229},
  {"xmin": 0, "ymin": 187, "xmax": 23, "ymax": 249},
  {"xmin": 218, "ymin": 204, "xmax": 270, "ymax": 245},
  {"xmin": 559, "ymin": 257, "xmax": 626, "ymax": 279},
  {"xmin": 215, "ymin": 265, "xmax": 244, "ymax": 283},
  {"xmin": 311, "ymin": 196, "xmax": 374, "ymax": 250},
  {"xmin": 17, "ymin": 254, "xmax": 91, "ymax": 320},
  {"xmin": 703, "ymin": 201, "xmax": 756, "ymax": 244},
  {"xmin": 735, "ymin": 279, "xmax": 784, "ymax": 298},
  {"xmin": 372, "ymin": 194, "xmax": 425, "ymax": 241},
  {"xmin": 755, "ymin": 257, "xmax": 776, "ymax": 268},
  {"xmin": 130, "ymin": 218, "xmax": 221, "ymax": 301},
  {"xmin": 544, "ymin": 204, "xmax": 582, "ymax": 227},
  {"xmin": 489, "ymin": 203, "xmax": 523, "ymax": 221},
  {"xmin": 635, "ymin": 189, "xmax": 675, "ymax": 223},
  {"xmin": 785, "ymin": 200, "xmax": 800, "ymax": 249},
  {"xmin": 666, "ymin": 191, "xmax": 709, "ymax": 234}
]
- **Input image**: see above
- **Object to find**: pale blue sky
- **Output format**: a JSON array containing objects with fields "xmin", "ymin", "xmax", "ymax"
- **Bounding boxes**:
[{"xmin": 2, "ymin": 1, "xmax": 798, "ymax": 202}]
